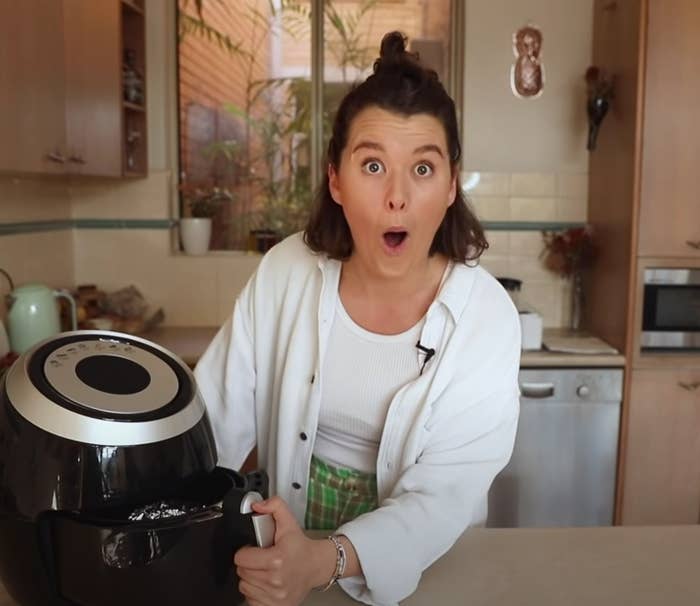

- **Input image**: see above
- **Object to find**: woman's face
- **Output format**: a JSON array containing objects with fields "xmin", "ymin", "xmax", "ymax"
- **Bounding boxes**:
[{"xmin": 329, "ymin": 106, "xmax": 456, "ymax": 279}]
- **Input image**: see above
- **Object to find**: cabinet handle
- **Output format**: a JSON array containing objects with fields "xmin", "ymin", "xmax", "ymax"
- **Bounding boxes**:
[
  {"xmin": 68, "ymin": 155, "xmax": 86, "ymax": 165},
  {"xmin": 45, "ymin": 152, "xmax": 66, "ymax": 164},
  {"xmin": 686, "ymin": 240, "xmax": 700, "ymax": 250},
  {"xmin": 520, "ymin": 382, "xmax": 555, "ymax": 398},
  {"xmin": 678, "ymin": 381, "xmax": 700, "ymax": 391}
]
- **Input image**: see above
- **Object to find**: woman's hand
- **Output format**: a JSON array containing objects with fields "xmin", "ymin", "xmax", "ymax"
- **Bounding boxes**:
[{"xmin": 234, "ymin": 496, "xmax": 336, "ymax": 606}]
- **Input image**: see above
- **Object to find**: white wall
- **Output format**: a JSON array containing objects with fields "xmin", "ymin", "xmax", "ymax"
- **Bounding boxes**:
[
  {"xmin": 462, "ymin": 0, "xmax": 593, "ymax": 326},
  {"xmin": 463, "ymin": 0, "xmax": 592, "ymax": 173}
]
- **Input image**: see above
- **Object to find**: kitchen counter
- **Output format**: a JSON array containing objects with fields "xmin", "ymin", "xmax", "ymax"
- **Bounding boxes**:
[
  {"xmin": 521, "ymin": 328, "xmax": 625, "ymax": 368},
  {"xmin": 142, "ymin": 326, "xmax": 626, "ymax": 369},
  {"xmin": 1, "ymin": 526, "xmax": 697, "ymax": 605},
  {"xmin": 143, "ymin": 326, "xmax": 218, "ymax": 367},
  {"xmin": 521, "ymin": 349, "xmax": 625, "ymax": 367}
]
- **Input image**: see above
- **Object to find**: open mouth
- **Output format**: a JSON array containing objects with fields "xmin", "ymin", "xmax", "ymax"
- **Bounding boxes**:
[{"xmin": 383, "ymin": 230, "xmax": 408, "ymax": 249}]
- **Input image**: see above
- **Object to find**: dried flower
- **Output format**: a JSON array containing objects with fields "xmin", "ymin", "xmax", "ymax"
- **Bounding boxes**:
[
  {"xmin": 585, "ymin": 66, "xmax": 614, "ymax": 102},
  {"xmin": 541, "ymin": 227, "xmax": 596, "ymax": 278}
]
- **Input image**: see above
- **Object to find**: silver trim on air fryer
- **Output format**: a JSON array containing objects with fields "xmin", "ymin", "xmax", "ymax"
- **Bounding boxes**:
[
  {"xmin": 5, "ymin": 330, "xmax": 206, "ymax": 446},
  {"xmin": 43, "ymin": 339, "xmax": 179, "ymax": 414}
]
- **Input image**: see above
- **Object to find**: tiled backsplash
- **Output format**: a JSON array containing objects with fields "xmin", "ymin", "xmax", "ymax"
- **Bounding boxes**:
[
  {"xmin": 1, "ymin": 170, "xmax": 587, "ymax": 328},
  {"xmin": 463, "ymin": 171, "xmax": 588, "ymax": 327}
]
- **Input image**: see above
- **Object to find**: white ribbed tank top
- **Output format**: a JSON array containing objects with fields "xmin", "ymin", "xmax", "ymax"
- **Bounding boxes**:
[{"xmin": 314, "ymin": 295, "xmax": 424, "ymax": 473}]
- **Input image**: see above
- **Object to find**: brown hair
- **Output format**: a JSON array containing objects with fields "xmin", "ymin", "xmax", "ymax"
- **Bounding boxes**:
[{"xmin": 303, "ymin": 31, "xmax": 487, "ymax": 263}]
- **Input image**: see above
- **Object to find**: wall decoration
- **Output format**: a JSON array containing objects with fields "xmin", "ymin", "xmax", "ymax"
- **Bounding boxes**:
[
  {"xmin": 511, "ymin": 25, "xmax": 544, "ymax": 98},
  {"xmin": 584, "ymin": 66, "xmax": 615, "ymax": 151}
]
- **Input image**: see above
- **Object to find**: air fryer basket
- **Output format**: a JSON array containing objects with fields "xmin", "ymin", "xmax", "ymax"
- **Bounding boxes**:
[{"xmin": 40, "ymin": 468, "xmax": 269, "ymax": 606}]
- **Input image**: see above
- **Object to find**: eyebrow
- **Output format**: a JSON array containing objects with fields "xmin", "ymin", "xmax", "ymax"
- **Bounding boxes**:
[{"xmin": 350, "ymin": 141, "xmax": 445, "ymax": 158}]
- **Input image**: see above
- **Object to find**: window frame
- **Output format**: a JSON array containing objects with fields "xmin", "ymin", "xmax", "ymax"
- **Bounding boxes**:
[{"xmin": 172, "ymin": 0, "xmax": 465, "ymax": 249}]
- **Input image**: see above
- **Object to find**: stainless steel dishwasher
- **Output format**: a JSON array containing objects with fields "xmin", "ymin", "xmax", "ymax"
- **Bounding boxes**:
[{"xmin": 487, "ymin": 367, "xmax": 623, "ymax": 527}]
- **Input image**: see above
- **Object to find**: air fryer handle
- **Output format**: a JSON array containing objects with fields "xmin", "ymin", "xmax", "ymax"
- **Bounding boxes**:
[
  {"xmin": 36, "ymin": 513, "xmax": 80, "ymax": 606},
  {"xmin": 223, "ymin": 488, "xmax": 275, "ymax": 549},
  {"xmin": 244, "ymin": 469, "xmax": 270, "ymax": 500}
]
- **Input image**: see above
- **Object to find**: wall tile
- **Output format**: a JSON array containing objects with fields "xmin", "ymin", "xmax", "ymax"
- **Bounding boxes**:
[
  {"xmin": 510, "ymin": 197, "xmax": 558, "ymax": 221},
  {"xmin": 509, "ymin": 231, "xmax": 545, "ymax": 255},
  {"xmin": 215, "ymin": 253, "xmax": 262, "ymax": 324},
  {"xmin": 521, "ymin": 281, "xmax": 561, "ymax": 328},
  {"xmin": 0, "ymin": 176, "xmax": 71, "ymax": 222},
  {"xmin": 69, "ymin": 170, "xmax": 173, "ymax": 219},
  {"xmin": 556, "ymin": 196, "xmax": 588, "ymax": 222},
  {"xmin": 510, "ymin": 173, "xmax": 557, "ymax": 197},
  {"xmin": 470, "ymin": 196, "xmax": 510, "ymax": 221},
  {"xmin": 556, "ymin": 173, "xmax": 588, "ymax": 198},
  {"xmin": 461, "ymin": 172, "xmax": 510, "ymax": 196},
  {"xmin": 480, "ymin": 254, "xmax": 510, "ymax": 278},
  {"xmin": 507, "ymin": 254, "xmax": 554, "ymax": 283},
  {"xmin": 484, "ymin": 230, "xmax": 510, "ymax": 254}
]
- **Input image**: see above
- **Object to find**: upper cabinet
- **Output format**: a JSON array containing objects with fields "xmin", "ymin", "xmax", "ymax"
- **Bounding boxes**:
[
  {"xmin": 0, "ymin": 0, "xmax": 147, "ymax": 178},
  {"xmin": 637, "ymin": 0, "xmax": 700, "ymax": 257},
  {"xmin": 0, "ymin": 2, "xmax": 67, "ymax": 175}
]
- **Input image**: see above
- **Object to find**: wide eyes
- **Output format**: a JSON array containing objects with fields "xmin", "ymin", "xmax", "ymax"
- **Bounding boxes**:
[
  {"xmin": 361, "ymin": 160, "xmax": 385, "ymax": 174},
  {"xmin": 360, "ymin": 159, "xmax": 434, "ymax": 177},
  {"xmin": 414, "ymin": 163, "xmax": 433, "ymax": 177}
]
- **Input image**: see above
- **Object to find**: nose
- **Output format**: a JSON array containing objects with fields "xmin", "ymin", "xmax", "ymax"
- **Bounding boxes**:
[{"xmin": 385, "ymin": 174, "xmax": 408, "ymax": 211}]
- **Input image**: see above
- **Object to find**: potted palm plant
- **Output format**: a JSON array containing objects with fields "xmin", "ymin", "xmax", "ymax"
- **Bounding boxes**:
[{"xmin": 179, "ymin": 185, "xmax": 233, "ymax": 255}]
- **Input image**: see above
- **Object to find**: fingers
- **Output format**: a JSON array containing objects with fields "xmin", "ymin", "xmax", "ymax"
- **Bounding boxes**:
[
  {"xmin": 239, "ymin": 578, "xmax": 289, "ymax": 605},
  {"xmin": 250, "ymin": 496, "xmax": 299, "ymax": 539},
  {"xmin": 234, "ymin": 545, "xmax": 283, "ymax": 570},
  {"xmin": 237, "ymin": 566, "xmax": 283, "ymax": 590}
]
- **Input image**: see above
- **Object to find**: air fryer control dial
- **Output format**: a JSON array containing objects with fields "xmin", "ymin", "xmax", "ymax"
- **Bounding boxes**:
[
  {"xmin": 44, "ymin": 339, "xmax": 179, "ymax": 415},
  {"xmin": 4, "ymin": 331, "xmax": 207, "ymax": 446}
]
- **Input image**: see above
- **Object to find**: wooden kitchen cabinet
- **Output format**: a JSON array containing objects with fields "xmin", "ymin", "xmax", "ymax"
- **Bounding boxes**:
[
  {"xmin": 637, "ymin": 0, "xmax": 700, "ymax": 258},
  {"xmin": 0, "ymin": 1, "xmax": 147, "ymax": 178},
  {"xmin": 587, "ymin": 0, "xmax": 700, "ymax": 523},
  {"xmin": 0, "ymin": 1, "xmax": 67, "ymax": 174},
  {"xmin": 64, "ymin": 0, "xmax": 122, "ymax": 177},
  {"xmin": 621, "ymin": 368, "xmax": 700, "ymax": 525}
]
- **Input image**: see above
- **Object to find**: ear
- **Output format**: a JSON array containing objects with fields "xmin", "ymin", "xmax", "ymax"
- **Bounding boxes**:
[
  {"xmin": 447, "ymin": 173, "xmax": 457, "ymax": 207},
  {"xmin": 328, "ymin": 164, "xmax": 342, "ymax": 206}
]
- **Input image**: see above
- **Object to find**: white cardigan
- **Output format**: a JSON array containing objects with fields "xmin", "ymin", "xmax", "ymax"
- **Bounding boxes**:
[{"xmin": 194, "ymin": 233, "xmax": 521, "ymax": 605}]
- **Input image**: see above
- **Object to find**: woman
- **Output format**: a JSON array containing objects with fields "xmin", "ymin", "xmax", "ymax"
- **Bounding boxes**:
[{"xmin": 195, "ymin": 31, "xmax": 521, "ymax": 606}]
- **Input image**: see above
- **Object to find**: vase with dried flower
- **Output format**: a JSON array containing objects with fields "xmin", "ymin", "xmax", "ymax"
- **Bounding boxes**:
[
  {"xmin": 178, "ymin": 185, "xmax": 233, "ymax": 255},
  {"xmin": 541, "ymin": 227, "xmax": 596, "ymax": 331},
  {"xmin": 585, "ymin": 66, "xmax": 615, "ymax": 151}
]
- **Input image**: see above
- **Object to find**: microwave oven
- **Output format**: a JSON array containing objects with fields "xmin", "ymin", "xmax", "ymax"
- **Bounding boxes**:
[{"xmin": 642, "ymin": 268, "xmax": 700, "ymax": 350}]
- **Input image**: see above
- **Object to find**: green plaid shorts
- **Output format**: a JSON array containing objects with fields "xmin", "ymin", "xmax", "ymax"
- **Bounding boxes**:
[{"xmin": 304, "ymin": 455, "xmax": 379, "ymax": 530}]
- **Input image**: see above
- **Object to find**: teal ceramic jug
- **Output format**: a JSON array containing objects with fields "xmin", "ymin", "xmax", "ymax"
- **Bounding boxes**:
[{"xmin": 6, "ymin": 284, "xmax": 77, "ymax": 354}]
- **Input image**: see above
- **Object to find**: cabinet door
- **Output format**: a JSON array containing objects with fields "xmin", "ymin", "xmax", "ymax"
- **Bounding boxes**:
[
  {"xmin": 0, "ymin": 1, "xmax": 67, "ymax": 174},
  {"xmin": 638, "ymin": 0, "xmax": 700, "ymax": 257},
  {"xmin": 64, "ymin": 0, "xmax": 122, "ymax": 177},
  {"xmin": 622, "ymin": 368, "xmax": 700, "ymax": 524}
]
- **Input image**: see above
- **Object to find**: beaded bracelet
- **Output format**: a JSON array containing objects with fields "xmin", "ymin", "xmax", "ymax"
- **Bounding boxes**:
[{"xmin": 318, "ymin": 535, "xmax": 347, "ymax": 592}]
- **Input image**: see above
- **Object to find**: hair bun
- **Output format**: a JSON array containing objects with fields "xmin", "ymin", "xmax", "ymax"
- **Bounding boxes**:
[{"xmin": 374, "ymin": 31, "xmax": 418, "ymax": 73}]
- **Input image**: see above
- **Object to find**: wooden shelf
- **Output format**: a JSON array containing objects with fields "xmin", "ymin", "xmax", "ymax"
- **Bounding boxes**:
[
  {"xmin": 121, "ymin": 0, "xmax": 147, "ymax": 176},
  {"xmin": 123, "ymin": 101, "xmax": 145, "ymax": 112},
  {"xmin": 121, "ymin": 0, "xmax": 144, "ymax": 15}
]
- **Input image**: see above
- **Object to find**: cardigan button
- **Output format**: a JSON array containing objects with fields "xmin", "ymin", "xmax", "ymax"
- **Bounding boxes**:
[
  {"xmin": 292, "ymin": 482, "xmax": 302, "ymax": 490},
  {"xmin": 300, "ymin": 432, "xmax": 308, "ymax": 441}
]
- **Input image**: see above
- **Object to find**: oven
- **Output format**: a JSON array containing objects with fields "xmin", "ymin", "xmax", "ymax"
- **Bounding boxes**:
[{"xmin": 642, "ymin": 268, "xmax": 700, "ymax": 350}]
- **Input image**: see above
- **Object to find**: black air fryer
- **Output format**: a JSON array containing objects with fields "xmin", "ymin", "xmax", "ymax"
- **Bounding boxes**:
[{"xmin": 0, "ymin": 331, "xmax": 274, "ymax": 606}]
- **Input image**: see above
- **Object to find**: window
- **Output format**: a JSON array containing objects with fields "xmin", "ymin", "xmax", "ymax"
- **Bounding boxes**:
[{"xmin": 177, "ymin": 0, "xmax": 459, "ymax": 251}]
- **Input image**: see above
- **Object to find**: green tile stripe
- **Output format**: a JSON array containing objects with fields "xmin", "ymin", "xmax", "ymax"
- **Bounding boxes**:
[
  {"xmin": 0, "ymin": 219, "xmax": 176, "ymax": 236},
  {"xmin": 74, "ymin": 219, "xmax": 177, "ymax": 230},
  {"xmin": 483, "ymin": 221, "xmax": 586, "ymax": 231},
  {"xmin": 0, "ymin": 219, "xmax": 583, "ymax": 237}
]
